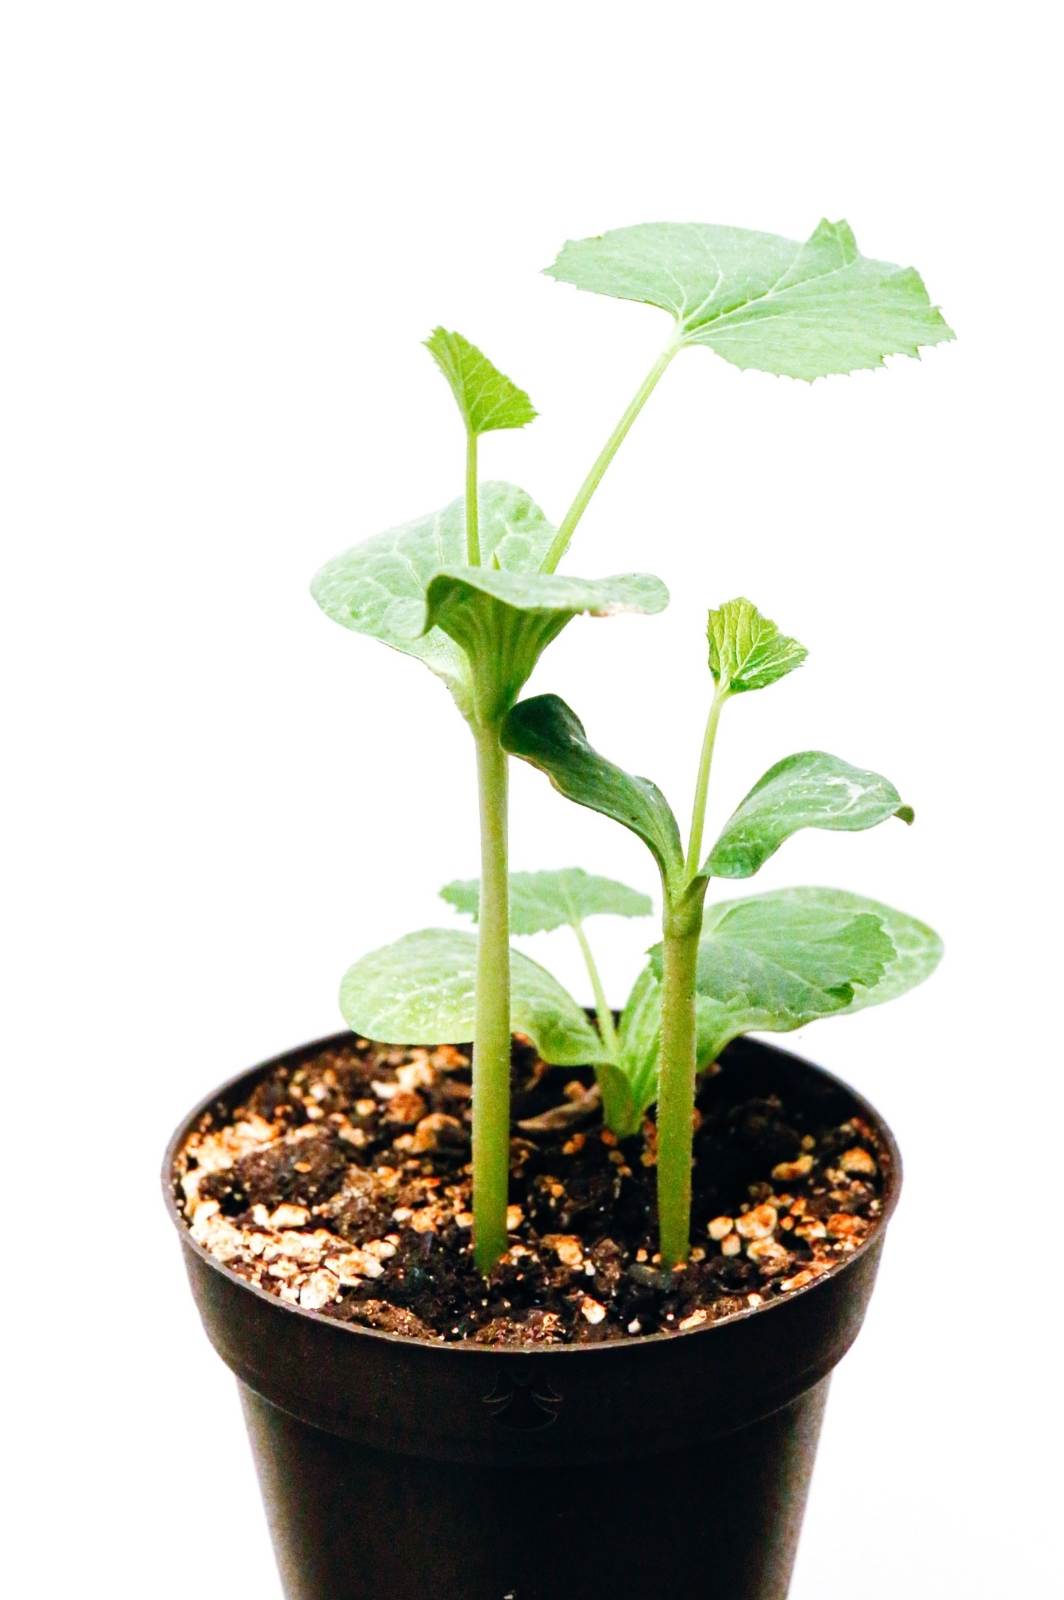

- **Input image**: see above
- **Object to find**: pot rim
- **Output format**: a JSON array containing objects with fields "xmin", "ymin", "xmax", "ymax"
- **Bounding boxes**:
[{"xmin": 163, "ymin": 1028, "xmax": 902, "ymax": 1359}]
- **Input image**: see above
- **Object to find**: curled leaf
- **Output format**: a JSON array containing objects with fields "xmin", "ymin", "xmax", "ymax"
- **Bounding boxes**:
[
  {"xmin": 502, "ymin": 695, "xmax": 685, "ymax": 891},
  {"xmin": 425, "ymin": 568, "xmax": 667, "ymax": 722},
  {"xmin": 708, "ymin": 750, "xmax": 912, "ymax": 878},
  {"xmin": 310, "ymin": 482, "xmax": 555, "ymax": 715}
]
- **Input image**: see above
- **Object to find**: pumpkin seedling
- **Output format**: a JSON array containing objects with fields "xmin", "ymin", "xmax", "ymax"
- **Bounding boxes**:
[
  {"xmin": 502, "ymin": 598, "xmax": 941, "ymax": 1265},
  {"xmin": 313, "ymin": 218, "xmax": 951, "ymax": 1270}
]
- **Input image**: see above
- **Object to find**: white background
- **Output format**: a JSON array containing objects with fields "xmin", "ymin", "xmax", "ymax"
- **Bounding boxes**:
[{"xmin": 4, "ymin": 3, "xmax": 1059, "ymax": 1595}]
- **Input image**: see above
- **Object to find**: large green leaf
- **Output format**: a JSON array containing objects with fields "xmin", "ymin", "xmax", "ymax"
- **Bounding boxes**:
[
  {"xmin": 708, "ymin": 751, "xmax": 913, "ymax": 878},
  {"xmin": 441, "ymin": 868, "xmax": 652, "ymax": 935},
  {"xmin": 708, "ymin": 597, "xmax": 806, "ymax": 693},
  {"xmin": 310, "ymin": 482, "xmax": 555, "ymax": 716},
  {"xmin": 612, "ymin": 887, "xmax": 941, "ymax": 1124},
  {"xmin": 546, "ymin": 218, "xmax": 954, "ymax": 381},
  {"xmin": 646, "ymin": 886, "xmax": 939, "ymax": 1064},
  {"xmin": 773, "ymin": 887, "xmax": 943, "ymax": 1016},
  {"xmin": 339, "ymin": 928, "xmax": 605, "ymax": 1066},
  {"xmin": 425, "ymin": 567, "xmax": 667, "ymax": 722},
  {"xmin": 502, "ymin": 695, "xmax": 685, "ymax": 891},
  {"xmin": 425, "ymin": 327, "xmax": 537, "ymax": 434}
]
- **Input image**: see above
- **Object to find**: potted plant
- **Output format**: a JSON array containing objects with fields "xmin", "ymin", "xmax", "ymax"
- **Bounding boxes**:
[{"xmin": 165, "ymin": 218, "xmax": 952, "ymax": 1600}]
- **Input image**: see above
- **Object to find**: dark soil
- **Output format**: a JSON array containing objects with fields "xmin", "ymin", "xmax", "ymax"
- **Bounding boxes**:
[{"xmin": 176, "ymin": 1034, "xmax": 887, "ymax": 1345}]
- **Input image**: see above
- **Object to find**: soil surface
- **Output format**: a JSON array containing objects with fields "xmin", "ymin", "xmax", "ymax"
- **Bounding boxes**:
[{"xmin": 175, "ymin": 1035, "xmax": 888, "ymax": 1345}]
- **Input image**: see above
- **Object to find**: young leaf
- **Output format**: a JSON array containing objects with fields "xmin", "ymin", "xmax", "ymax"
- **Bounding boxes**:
[
  {"xmin": 310, "ymin": 483, "xmax": 555, "ymax": 717},
  {"xmin": 501, "ymin": 695, "xmax": 685, "ymax": 891},
  {"xmin": 546, "ymin": 219, "xmax": 954, "ymax": 381},
  {"xmin": 708, "ymin": 750, "xmax": 913, "ymax": 878},
  {"xmin": 708, "ymin": 598, "xmax": 806, "ymax": 693},
  {"xmin": 424, "ymin": 567, "xmax": 668, "ymax": 722},
  {"xmin": 441, "ymin": 868, "xmax": 652, "ymax": 936},
  {"xmin": 339, "ymin": 928, "xmax": 605, "ymax": 1066},
  {"xmin": 425, "ymin": 328, "xmax": 537, "ymax": 435}
]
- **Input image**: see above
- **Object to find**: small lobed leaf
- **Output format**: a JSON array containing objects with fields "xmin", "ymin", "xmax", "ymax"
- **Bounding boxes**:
[
  {"xmin": 546, "ymin": 218, "xmax": 954, "ymax": 381},
  {"xmin": 425, "ymin": 327, "xmax": 537, "ymax": 435},
  {"xmin": 310, "ymin": 482, "xmax": 556, "ymax": 716},
  {"xmin": 339, "ymin": 928, "xmax": 605, "ymax": 1066},
  {"xmin": 708, "ymin": 750, "xmax": 913, "ymax": 878},
  {"xmin": 708, "ymin": 597, "xmax": 807, "ymax": 694},
  {"xmin": 502, "ymin": 695, "xmax": 685, "ymax": 891},
  {"xmin": 441, "ymin": 868, "xmax": 652, "ymax": 935}
]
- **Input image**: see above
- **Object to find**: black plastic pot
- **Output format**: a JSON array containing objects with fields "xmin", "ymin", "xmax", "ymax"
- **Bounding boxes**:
[{"xmin": 164, "ymin": 1031, "xmax": 901, "ymax": 1600}]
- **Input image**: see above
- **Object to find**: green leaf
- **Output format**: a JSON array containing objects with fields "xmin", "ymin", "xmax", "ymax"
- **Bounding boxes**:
[
  {"xmin": 708, "ymin": 751, "xmax": 913, "ymax": 878},
  {"xmin": 339, "ymin": 928, "xmax": 605, "ymax": 1066},
  {"xmin": 425, "ymin": 327, "xmax": 537, "ymax": 435},
  {"xmin": 441, "ymin": 868, "xmax": 652, "ymax": 935},
  {"xmin": 502, "ymin": 695, "xmax": 685, "ymax": 891},
  {"xmin": 647, "ymin": 886, "xmax": 939, "ymax": 1064},
  {"xmin": 546, "ymin": 218, "xmax": 954, "ymax": 381},
  {"xmin": 425, "ymin": 567, "xmax": 668, "ymax": 723},
  {"xmin": 311, "ymin": 482, "xmax": 555, "ymax": 716},
  {"xmin": 773, "ymin": 887, "xmax": 943, "ymax": 1017},
  {"xmin": 708, "ymin": 597, "xmax": 806, "ymax": 693},
  {"xmin": 612, "ymin": 888, "xmax": 940, "ymax": 1122}
]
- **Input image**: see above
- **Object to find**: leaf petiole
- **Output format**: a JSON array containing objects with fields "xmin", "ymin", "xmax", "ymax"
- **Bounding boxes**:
[
  {"xmin": 685, "ymin": 684, "xmax": 729, "ymax": 879},
  {"xmin": 571, "ymin": 918, "xmax": 620, "ymax": 1059},
  {"xmin": 541, "ymin": 337, "xmax": 680, "ymax": 573},
  {"xmin": 465, "ymin": 430, "xmax": 480, "ymax": 566}
]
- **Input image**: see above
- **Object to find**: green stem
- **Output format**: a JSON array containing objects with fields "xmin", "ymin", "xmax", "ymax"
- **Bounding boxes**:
[
  {"xmin": 465, "ymin": 430, "xmax": 480, "ymax": 566},
  {"xmin": 471, "ymin": 719, "xmax": 510, "ymax": 1271},
  {"xmin": 571, "ymin": 919, "xmax": 620, "ymax": 1058},
  {"xmin": 656, "ymin": 899, "xmax": 705, "ymax": 1268},
  {"xmin": 541, "ymin": 338, "xmax": 680, "ymax": 573},
  {"xmin": 685, "ymin": 687, "xmax": 728, "ymax": 878}
]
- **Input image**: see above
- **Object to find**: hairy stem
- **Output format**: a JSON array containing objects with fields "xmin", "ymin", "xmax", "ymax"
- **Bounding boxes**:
[
  {"xmin": 571, "ymin": 919, "xmax": 620, "ymax": 1058},
  {"xmin": 656, "ymin": 898, "xmax": 705, "ymax": 1268},
  {"xmin": 465, "ymin": 431, "xmax": 480, "ymax": 566},
  {"xmin": 541, "ymin": 338, "xmax": 679, "ymax": 573},
  {"xmin": 685, "ymin": 686, "xmax": 728, "ymax": 877},
  {"xmin": 471, "ymin": 720, "xmax": 510, "ymax": 1270}
]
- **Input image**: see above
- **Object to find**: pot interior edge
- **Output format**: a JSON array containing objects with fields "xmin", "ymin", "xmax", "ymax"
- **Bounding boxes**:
[{"xmin": 162, "ymin": 1029, "xmax": 902, "ymax": 1359}]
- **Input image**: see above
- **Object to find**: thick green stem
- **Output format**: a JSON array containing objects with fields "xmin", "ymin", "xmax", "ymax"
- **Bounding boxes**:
[
  {"xmin": 465, "ymin": 430, "xmax": 480, "ymax": 566},
  {"xmin": 541, "ymin": 339, "xmax": 679, "ymax": 573},
  {"xmin": 656, "ymin": 901, "xmax": 704, "ymax": 1268},
  {"xmin": 471, "ymin": 720, "xmax": 510, "ymax": 1270},
  {"xmin": 571, "ymin": 919, "xmax": 620, "ymax": 1058},
  {"xmin": 685, "ymin": 687, "xmax": 728, "ymax": 877}
]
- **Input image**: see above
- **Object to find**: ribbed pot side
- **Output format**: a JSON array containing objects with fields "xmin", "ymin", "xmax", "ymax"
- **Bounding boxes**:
[{"xmin": 164, "ymin": 1032, "xmax": 901, "ymax": 1600}]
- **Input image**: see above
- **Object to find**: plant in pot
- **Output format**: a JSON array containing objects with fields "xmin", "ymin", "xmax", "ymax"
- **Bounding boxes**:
[{"xmin": 165, "ymin": 219, "xmax": 952, "ymax": 1600}]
